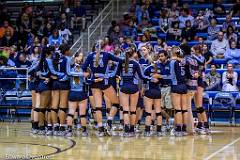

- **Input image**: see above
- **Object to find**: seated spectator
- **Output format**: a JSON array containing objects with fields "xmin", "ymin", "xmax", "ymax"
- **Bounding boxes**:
[
  {"xmin": 0, "ymin": 20, "xmax": 14, "ymax": 39},
  {"xmin": 71, "ymin": 1, "xmax": 86, "ymax": 30},
  {"xmin": 225, "ymin": 41, "xmax": 240, "ymax": 65},
  {"xmin": 59, "ymin": 13, "xmax": 70, "ymax": 29},
  {"xmin": 210, "ymin": 31, "xmax": 229, "ymax": 59},
  {"xmin": 222, "ymin": 15, "xmax": 236, "ymax": 32},
  {"xmin": 202, "ymin": 43, "xmax": 213, "ymax": 66},
  {"xmin": 43, "ymin": 22, "xmax": 53, "ymax": 38},
  {"xmin": 48, "ymin": 29, "xmax": 62, "ymax": 48},
  {"xmin": 103, "ymin": 37, "xmax": 114, "ymax": 53},
  {"xmin": 167, "ymin": 21, "xmax": 181, "ymax": 41},
  {"xmin": 169, "ymin": 2, "xmax": 180, "ymax": 18},
  {"xmin": 109, "ymin": 25, "xmax": 122, "ymax": 45},
  {"xmin": 0, "ymin": 29, "xmax": 16, "ymax": 47},
  {"xmin": 121, "ymin": 20, "xmax": 137, "ymax": 40},
  {"xmin": 213, "ymin": 0, "xmax": 226, "ymax": 16},
  {"xmin": 59, "ymin": 23, "xmax": 72, "ymax": 44},
  {"xmin": 207, "ymin": 18, "xmax": 220, "ymax": 41},
  {"xmin": 15, "ymin": 52, "xmax": 32, "ymax": 90},
  {"xmin": 137, "ymin": 35, "xmax": 148, "ymax": 50},
  {"xmin": 178, "ymin": 8, "xmax": 194, "ymax": 29},
  {"xmin": 230, "ymin": 0, "xmax": 240, "ymax": 16},
  {"xmin": 159, "ymin": 9, "xmax": 170, "ymax": 33},
  {"xmin": 29, "ymin": 46, "xmax": 41, "ymax": 63},
  {"xmin": 18, "ymin": 13, "xmax": 32, "ymax": 47},
  {"xmin": 193, "ymin": 10, "xmax": 209, "ymax": 33},
  {"xmin": 168, "ymin": 12, "xmax": 179, "ymax": 28},
  {"xmin": 222, "ymin": 63, "xmax": 238, "ymax": 91},
  {"xmin": 153, "ymin": 37, "xmax": 168, "ymax": 53},
  {"xmin": 181, "ymin": 20, "xmax": 196, "ymax": 42},
  {"xmin": 137, "ymin": 15, "xmax": 152, "ymax": 33},
  {"xmin": 136, "ymin": 3, "xmax": 150, "ymax": 24},
  {"xmin": 205, "ymin": 64, "xmax": 221, "ymax": 91},
  {"xmin": 107, "ymin": 20, "xmax": 117, "ymax": 37},
  {"xmin": 224, "ymin": 25, "xmax": 238, "ymax": 42}
]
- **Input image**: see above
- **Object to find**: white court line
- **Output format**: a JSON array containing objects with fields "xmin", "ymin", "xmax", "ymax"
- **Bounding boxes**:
[{"xmin": 204, "ymin": 137, "xmax": 240, "ymax": 160}]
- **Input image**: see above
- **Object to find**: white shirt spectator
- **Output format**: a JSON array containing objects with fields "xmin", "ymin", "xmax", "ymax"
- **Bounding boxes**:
[
  {"xmin": 222, "ymin": 71, "xmax": 238, "ymax": 91},
  {"xmin": 59, "ymin": 29, "xmax": 72, "ymax": 44},
  {"xmin": 179, "ymin": 15, "xmax": 194, "ymax": 29},
  {"xmin": 210, "ymin": 38, "xmax": 229, "ymax": 56}
]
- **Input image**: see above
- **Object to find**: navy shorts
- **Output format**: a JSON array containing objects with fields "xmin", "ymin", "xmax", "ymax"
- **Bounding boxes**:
[
  {"xmin": 91, "ymin": 81, "xmax": 110, "ymax": 90},
  {"xmin": 120, "ymin": 84, "xmax": 139, "ymax": 94},
  {"xmin": 109, "ymin": 77, "xmax": 117, "ymax": 90},
  {"xmin": 36, "ymin": 80, "xmax": 50, "ymax": 93},
  {"xmin": 198, "ymin": 78, "xmax": 206, "ymax": 88},
  {"xmin": 51, "ymin": 80, "xmax": 70, "ymax": 90},
  {"xmin": 145, "ymin": 89, "xmax": 161, "ymax": 99},
  {"xmin": 171, "ymin": 84, "xmax": 187, "ymax": 94},
  {"xmin": 69, "ymin": 91, "xmax": 88, "ymax": 102},
  {"xmin": 29, "ymin": 81, "xmax": 38, "ymax": 91}
]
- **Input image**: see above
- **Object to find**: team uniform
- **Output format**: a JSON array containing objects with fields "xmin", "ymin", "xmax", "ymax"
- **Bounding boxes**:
[
  {"xmin": 192, "ymin": 54, "xmax": 206, "ymax": 88},
  {"xmin": 185, "ymin": 55, "xmax": 199, "ymax": 92}
]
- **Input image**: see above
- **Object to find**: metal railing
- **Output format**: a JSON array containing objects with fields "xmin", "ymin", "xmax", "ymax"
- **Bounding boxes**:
[
  {"xmin": 87, "ymin": 0, "xmax": 115, "ymax": 51},
  {"xmin": 0, "ymin": 68, "xmax": 29, "ymax": 90},
  {"xmin": 70, "ymin": 34, "xmax": 84, "ymax": 54}
]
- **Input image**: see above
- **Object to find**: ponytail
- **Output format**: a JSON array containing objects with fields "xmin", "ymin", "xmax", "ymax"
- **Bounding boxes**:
[
  {"xmin": 125, "ymin": 51, "xmax": 130, "ymax": 73},
  {"xmin": 95, "ymin": 51, "xmax": 100, "ymax": 67}
]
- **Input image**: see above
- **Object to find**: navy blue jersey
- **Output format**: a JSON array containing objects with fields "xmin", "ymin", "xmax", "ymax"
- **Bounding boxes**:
[
  {"xmin": 185, "ymin": 55, "xmax": 199, "ymax": 89},
  {"xmin": 118, "ymin": 59, "xmax": 151, "ymax": 85},
  {"xmin": 46, "ymin": 56, "xmax": 67, "ymax": 80},
  {"xmin": 144, "ymin": 65, "xmax": 162, "ymax": 90},
  {"xmin": 158, "ymin": 60, "xmax": 172, "ymax": 86},
  {"xmin": 192, "ymin": 54, "xmax": 205, "ymax": 75},
  {"xmin": 39, "ymin": 58, "xmax": 51, "ymax": 78},
  {"xmin": 81, "ymin": 51, "xmax": 123, "ymax": 80},
  {"xmin": 139, "ymin": 57, "xmax": 151, "ymax": 70},
  {"xmin": 170, "ymin": 59, "xmax": 186, "ymax": 85}
]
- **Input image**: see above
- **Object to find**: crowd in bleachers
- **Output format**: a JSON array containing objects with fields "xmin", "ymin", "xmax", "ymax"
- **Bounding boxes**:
[
  {"xmin": 103, "ymin": 0, "xmax": 240, "ymax": 92},
  {"xmin": 0, "ymin": 0, "xmax": 111, "ymax": 90}
]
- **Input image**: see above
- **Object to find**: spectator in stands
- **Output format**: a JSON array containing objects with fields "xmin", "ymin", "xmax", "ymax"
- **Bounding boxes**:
[
  {"xmin": 59, "ymin": 23, "xmax": 72, "ymax": 44},
  {"xmin": 43, "ymin": 22, "xmax": 53, "ymax": 38},
  {"xmin": 145, "ymin": 0, "xmax": 156, "ymax": 19},
  {"xmin": 207, "ymin": 18, "xmax": 220, "ymax": 41},
  {"xmin": 137, "ymin": 35, "xmax": 148, "ymax": 50},
  {"xmin": 225, "ymin": 41, "xmax": 240, "ymax": 66},
  {"xmin": 109, "ymin": 25, "xmax": 121, "ymax": 45},
  {"xmin": 107, "ymin": 20, "xmax": 117, "ymax": 37},
  {"xmin": 202, "ymin": 43, "xmax": 213, "ymax": 66},
  {"xmin": 154, "ymin": 37, "xmax": 168, "ymax": 53},
  {"xmin": 15, "ymin": 52, "xmax": 32, "ymax": 90},
  {"xmin": 136, "ymin": 3, "xmax": 150, "ymax": 24},
  {"xmin": 222, "ymin": 15, "xmax": 236, "ymax": 32},
  {"xmin": 167, "ymin": 21, "xmax": 181, "ymax": 41},
  {"xmin": 29, "ymin": 46, "xmax": 41, "ymax": 63},
  {"xmin": 178, "ymin": 8, "xmax": 194, "ymax": 29},
  {"xmin": 169, "ymin": 2, "xmax": 180, "ymax": 18},
  {"xmin": 0, "ymin": 7, "xmax": 10, "ymax": 26},
  {"xmin": 0, "ymin": 20, "xmax": 14, "ymax": 39},
  {"xmin": 224, "ymin": 25, "xmax": 238, "ymax": 42},
  {"xmin": 230, "ymin": 0, "xmax": 240, "ymax": 16},
  {"xmin": 159, "ymin": 9, "xmax": 170, "ymax": 33},
  {"xmin": 194, "ymin": 10, "xmax": 209, "ymax": 33},
  {"xmin": 72, "ymin": 1, "xmax": 86, "ymax": 31},
  {"xmin": 18, "ymin": 13, "xmax": 32, "ymax": 47},
  {"xmin": 213, "ymin": 0, "xmax": 226, "ymax": 16},
  {"xmin": 59, "ymin": 13, "xmax": 70, "ymax": 29},
  {"xmin": 205, "ymin": 64, "xmax": 221, "ymax": 91},
  {"xmin": 0, "ymin": 29, "xmax": 16, "ymax": 47},
  {"xmin": 137, "ymin": 14, "xmax": 152, "ymax": 33},
  {"xmin": 210, "ymin": 31, "xmax": 229, "ymax": 59},
  {"xmin": 181, "ymin": 20, "xmax": 196, "ymax": 42},
  {"xmin": 168, "ymin": 11, "xmax": 179, "ymax": 28},
  {"xmin": 103, "ymin": 37, "xmax": 114, "ymax": 53},
  {"xmin": 48, "ymin": 29, "xmax": 62, "ymax": 48},
  {"xmin": 222, "ymin": 63, "xmax": 238, "ymax": 91},
  {"xmin": 121, "ymin": 20, "xmax": 137, "ymax": 40}
]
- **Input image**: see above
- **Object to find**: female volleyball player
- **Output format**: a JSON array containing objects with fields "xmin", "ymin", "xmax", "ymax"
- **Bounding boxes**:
[
  {"xmin": 81, "ymin": 41, "xmax": 123, "ymax": 137},
  {"xmin": 192, "ymin": 44, "xmax": 209, "ymax": 134},
  {"xmin": 170, "ymin": 46, "xmax": 188, "ymax": 137},
  {"xmin": 65, "ymin": 52, "xmax": 90, "ymax": 137}
]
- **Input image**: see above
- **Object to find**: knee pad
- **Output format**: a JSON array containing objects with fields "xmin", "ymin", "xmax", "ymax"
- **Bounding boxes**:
[
  {"xmin": 59, "ymin": 108, "xmax": 68, "ymax": 113},
  {"xmin": 112, "ymin": 104, "xmax": 120, "ymax": 109},
  {"xmin": 156, "ymin": 112, "xmax": 162, "ymax": 117},
  {"xmin": 175, "ymin": 109, "xmax": 182, "ymax": 114},
  {"xmin": 67, "ymin": 114, "xmax": 74, "ymax": 118},
  {"xmin": 34, "ymin": 108, "xmax": 40, "ymax": 112},
  {"xmin": 51, "ymin": 108, "xmax": 59, "ymax": 113},
  {"xmin": 145, "ymin": 112, "xmax": 151, "ymax": 117},
  {"xmin": 39, "ymin": 108, "xmax": 46, "ymax": 114},
  {"xmin": 130, "ymin": 111, "xmax": 136, "ymax": 115},
  {"xmin": 95, "ymin": 107, "xmax": 102, "ymax": 112},
  {"xmin": 123, "ymin": 110, "xmax": 129, "ymax": 114},
  {"xmin": 91, "ymin": 108, "xmax": 96, "ymax": 114},
  {"xmin": 106, "ymin": 108, "xmax": 111, "ymax": 114},
  {"xmin": 80, "ymin": 114, "xmax": 86, "ymax": 118},
  {"xmin": 182, "ymin": 110, "xmax": 188, "ymax": 114},
  {"xmin": 197, "ymin": 107, "xmax": 205, "ymax": 114},
  {"xmin": 119, "ymin": 106, "xmax": 123, "ymax": 111},
  {"xmin": 46, "ymin": 108, "xmax": 51, "ymax": 113}
]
